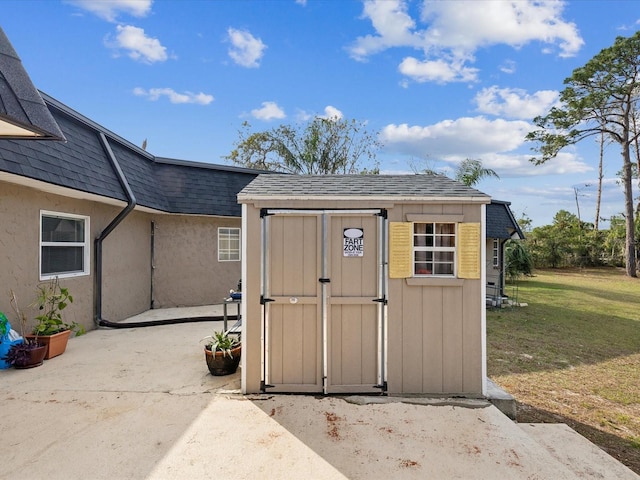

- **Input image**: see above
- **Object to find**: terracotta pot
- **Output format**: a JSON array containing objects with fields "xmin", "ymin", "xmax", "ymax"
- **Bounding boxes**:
[
  {"xmin": 204, "ymin": 345, "xmax": 241, "ymax": 376},
  {"xmin": 26, "ymin": 329, "xmax": 71, "ymax": 359},
  {"xmin": 15, "ymin": 344, "xmax": 47, "ymax": 369}
]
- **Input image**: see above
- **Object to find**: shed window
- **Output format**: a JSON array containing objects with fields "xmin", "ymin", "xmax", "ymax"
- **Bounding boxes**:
[
  {"xmin": 40, "ymin": 211, "xmax": 90, "ymax": 280},
  {"xmin": 218, "ymin": 227, "xmax": 241, "ymax": 261},
  {"xmin": 413, "ymin": 223, "xmax": 456, "ymax": 276}
]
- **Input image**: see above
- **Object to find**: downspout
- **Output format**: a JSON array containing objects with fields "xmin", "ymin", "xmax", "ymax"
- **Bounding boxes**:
[
  {"xmin": 95, "ymin": 132, "xmax": 235, "ymax": 329},
  {"xmin": 95, "ymin": 132, "xmax": 137, "ymax": 328}
]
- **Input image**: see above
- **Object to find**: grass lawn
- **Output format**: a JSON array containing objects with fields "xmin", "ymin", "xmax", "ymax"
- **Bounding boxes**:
[{"xmin": 487, "ymin": 267, "xmax": 640, "ymax": 474}]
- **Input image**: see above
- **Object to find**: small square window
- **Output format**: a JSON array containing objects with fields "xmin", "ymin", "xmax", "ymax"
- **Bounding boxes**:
[
  {"xmin": 218, "ymin": 227, "xmax": 241, "ymax": 262},
  {"xmin": 413, "ymin": 222, "xmax": 456, "ymax": 277}
]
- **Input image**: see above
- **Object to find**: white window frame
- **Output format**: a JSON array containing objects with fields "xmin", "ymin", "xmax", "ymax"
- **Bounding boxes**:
[
  {"xmin": 492, "ymin": 239, "xmax": 500, "ymax": 267},
  {"xmin": 413, "ymin": 222, "xmax": 457, "ymax": 277},
  {"xmin": 218, "ymin": 227, "xmax": 241, "ymax": 262},
  {"xmin": 39, "ymin": 210, "xmax": 90, "ymax": 280}
]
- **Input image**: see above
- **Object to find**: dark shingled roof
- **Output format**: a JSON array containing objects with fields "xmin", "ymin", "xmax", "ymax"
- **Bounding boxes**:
[
  {"xmin": 238, "ymin": 173, "xmax": 491, "ymax": 200},
  {"xmin": 486, "ymin": 200, "xmax": 524, "ymax": 239},
  {"xmin": 0, "ymin": 93, "xmax": 264, "ymax": 217},
  {"xmin": 0, "ymin": 27, "xmax": 65, "ymax": 141}
]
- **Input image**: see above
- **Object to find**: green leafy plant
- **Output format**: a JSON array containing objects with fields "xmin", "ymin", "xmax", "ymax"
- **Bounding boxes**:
[
  {"xmin": 201, "ymin": 330, "xmax": 240, "ymax": 358},
  {"xmin": 31, "ymin": 278, "xmax": 84, "ymax": 336}
]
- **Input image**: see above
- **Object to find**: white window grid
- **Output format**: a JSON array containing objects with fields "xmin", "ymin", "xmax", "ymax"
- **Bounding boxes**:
[{"xmin": 218, "ymin": 227, "xmax": 241, "ymax": 262}]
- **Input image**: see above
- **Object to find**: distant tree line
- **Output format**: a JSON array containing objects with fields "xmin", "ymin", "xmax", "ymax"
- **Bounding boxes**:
[{"xmin": 516, "ymin": 210, "xmax": 640, "ymax": 269}]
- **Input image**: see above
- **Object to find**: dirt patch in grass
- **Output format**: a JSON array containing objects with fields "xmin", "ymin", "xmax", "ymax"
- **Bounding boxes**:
[{"xmin": 488, "ymin": 268, "xmax": 640, "ymax": 474}]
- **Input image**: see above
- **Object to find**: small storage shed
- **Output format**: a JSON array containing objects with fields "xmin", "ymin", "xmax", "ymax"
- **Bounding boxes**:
[{"xmin": 238, "ymin": 174, "xmax": 491, "ymax": 397}]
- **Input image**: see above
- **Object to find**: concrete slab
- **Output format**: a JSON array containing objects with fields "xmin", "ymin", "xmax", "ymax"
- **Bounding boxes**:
[
  {"xmin": 520, "ymin": 423, "xmax": 640, "ymax": 479},
  {"xmin": 0, "ymin": 311, "xmax": 636, "ymax": 479}
]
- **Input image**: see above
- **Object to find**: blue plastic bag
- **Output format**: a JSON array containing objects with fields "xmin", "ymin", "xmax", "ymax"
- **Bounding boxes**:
[{"xmin": 0, "ymin": 312, "xmax": 24, "ymax": 369}]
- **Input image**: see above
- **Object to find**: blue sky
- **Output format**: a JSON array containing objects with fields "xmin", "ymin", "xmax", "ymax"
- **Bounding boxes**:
[{"xmin": 3, "ymin": 0, "xmax": 640, "ymax": 227}]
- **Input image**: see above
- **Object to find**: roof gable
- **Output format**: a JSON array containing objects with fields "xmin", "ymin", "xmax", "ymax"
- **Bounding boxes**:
[
  {"xmin": 486, "ymin": 201, "xmax": 524, "ymax": 239},
  {"xmin": 0, "ymin": 27, "xmax": 65, "ymax": 140}
]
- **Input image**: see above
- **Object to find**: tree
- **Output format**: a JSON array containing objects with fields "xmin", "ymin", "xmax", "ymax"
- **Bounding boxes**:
[
  {"xmin": 527, "ymin": 32, "xmax": 640, "ymax": 277},
  {"xmin": 224, "ymin": 117, "xmax": 380, "ymax": 174},
  {"xmin": 454, "ymin": 158, "xmax": 499, "ymax": 187}
]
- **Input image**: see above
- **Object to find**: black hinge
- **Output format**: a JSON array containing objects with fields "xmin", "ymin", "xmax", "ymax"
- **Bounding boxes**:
[
  {"xmin": 260, "ymin": 381, "xmax": 274, "ymax": 392},
  {"xmin": 373, "ymin": 296, "xmax": 387, "ymax": 305},
  {"xmin": 319, "ymin": 278, "xmax": 331, "ymax": 283},
  {"xmin": 375, "ymin": 381, "xmax": 388, "ymax": 392},
  {"xmin": 260, "ymin": 296, "xmax": 274, "ymax": 305}
]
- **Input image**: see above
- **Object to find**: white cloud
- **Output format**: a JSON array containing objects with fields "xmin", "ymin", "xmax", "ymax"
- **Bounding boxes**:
[
  {"xmin": 499, "ymin": 59, "xmax": 516, "ymax": 74},
  {"xmin": 320, "ymin": 105, "xmax": 344, "ymax": 120},
  {"xmin": 349, "ymin": 0, "xmax": 423, "ymax": 61},
  {"xmin": 251, "ymin": 101, "xmax": 286, "ymax": 120},
  {"xmin": 107, "ymin": 25, "xmax": 169, "ymax": 63},
  {"xmin": 380, "ymin": 116, "xmax": 592, "ymax": 177},
  {"xmin": 227, "ymin": 28, "xmax": 267, "ymax": 68},
  {"xmin": 380, "ymin": 116, "xmax": 532, "ymax": 157},
  {"xmin": 349, "ymin": 0, "xmax": 583, "ymax": 84},
  {"xmin": 418, "ymin": 1, "xmax": 583, "ymax": 57},
  {"xmin": 66, "ymin": 0, "xmax": 152, "ymax": 22},
  {"xmin": 398, "ymin": 56, "xmax": 478, "ymax": 83},
  {"xmin": 474, "ymin": 86, "xmax": 559, "ymax": 119},
  {"xmin": 133, "ymin": 87, "xmax": 214, "ymax": 105}
]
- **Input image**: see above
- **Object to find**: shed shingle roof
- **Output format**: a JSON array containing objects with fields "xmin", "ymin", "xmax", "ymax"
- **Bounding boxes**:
[{"xmin": 238, "ymin": 173, "xmax": 491, "ymax": 201}]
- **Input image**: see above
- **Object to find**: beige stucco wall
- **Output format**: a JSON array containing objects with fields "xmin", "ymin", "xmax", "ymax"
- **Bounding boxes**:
[
  {"xmin": 241, "ymin": 199, "xmax": 486, "ymax": 396},
  {"xmin": 0, "ymin": 181, "xmax": 243, "ymax": 333},
  {"xmin": 0, "ymin": 181, "xmax": 150, "ymax": 333},
  {"xmin": 100, "ymin": 210, "xmax": 152, "ymax": 322},
  {"xmin": 150, "ymin": 215, "xmax": 242, "ymax": 308}
]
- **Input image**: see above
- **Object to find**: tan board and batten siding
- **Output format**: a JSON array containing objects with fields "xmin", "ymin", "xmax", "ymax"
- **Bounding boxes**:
[{"xmin": 238, "ymin": 174, "xmax": 491, "ymax": 396}]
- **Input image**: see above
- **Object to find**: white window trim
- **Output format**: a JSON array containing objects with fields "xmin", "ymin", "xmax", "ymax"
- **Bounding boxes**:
[
  {"xmin": 413, "ymin": 222, "xmax": 457, "ymax": 278},
  {"xmin": 39, "ymin": 210, "xmax": 90, "ymax": 280},
  {"xmin": 218, "ymin": 227, "xmax": 241, "ymax": 262},
  {"xmin": 492, "ymin": 239, "xmax": 500, "ymax": 267}
]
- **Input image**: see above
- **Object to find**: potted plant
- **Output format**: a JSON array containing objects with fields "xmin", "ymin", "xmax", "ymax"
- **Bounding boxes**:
[
  {"xmin": 26, "ymin": 278, "xmax": 84, "ymax": 359},
  {"xmin": 201, "ymin": 330, "xmax": 241, "ymax": 376},
  {"xmin": 1, "ymin": 290, "xmax": 47, "ymax": 369}
]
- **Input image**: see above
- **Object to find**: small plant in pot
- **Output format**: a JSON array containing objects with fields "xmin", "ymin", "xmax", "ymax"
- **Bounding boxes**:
[
  {"xmin": 1, "ymin": 290, "xmax": 47, "ymax": 369},
  {"xmin": 26, "ymin": 278, "xmax": 84, "ymax": 359},
  {"xmin": 201, "ymin": 330, "xmax": 241, "ymax": 376}
]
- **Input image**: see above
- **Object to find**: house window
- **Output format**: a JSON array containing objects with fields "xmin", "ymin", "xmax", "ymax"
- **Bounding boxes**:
[
  {"xmin": 218, "ymin": 227, "xmax": 241, "ymax": 261},
  {"xmin": 413, "ymin": 223, "xmax": 456, "ymax": 276},
  {"xmin": 492, "ymin": 239, "xmax": 499, "ymax": 267},
  {"xmin": 40, "ymin": 211, "xmax": 90, "ymax": 279}
]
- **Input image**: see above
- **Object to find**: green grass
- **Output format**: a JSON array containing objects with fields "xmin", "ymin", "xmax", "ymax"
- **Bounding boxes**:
[{"xmin": 487, "ymin": 268, "xmax": 640, "ymax": 472}]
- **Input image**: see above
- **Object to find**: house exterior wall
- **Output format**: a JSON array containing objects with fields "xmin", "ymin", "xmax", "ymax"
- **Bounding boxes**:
[
  {"xmin": 100, "ymin": 210, "xmax": 152, "ymax": 322},
  {"xmin": 0, "ymin": 181, "xmax": 150, "ymax": 332},
  {"xmin": 151, "ymin": 215, "xmax": 242, "ymax": 308},
  {"xmin": 0, "ymin": 181, "xmax": 244, "ymax": 333},
  {"xmin": 486, "ymin": 238, "xmax": 503, "ymax": 298},
  {"xmin": 241, "ymin": 198, "xmax": 486, "ymax": 396}
]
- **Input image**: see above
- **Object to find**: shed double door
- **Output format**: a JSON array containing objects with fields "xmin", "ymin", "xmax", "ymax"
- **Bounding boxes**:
[{"xmin": 263, "ymin": 210, "xmax": 385, "ymax": 394}]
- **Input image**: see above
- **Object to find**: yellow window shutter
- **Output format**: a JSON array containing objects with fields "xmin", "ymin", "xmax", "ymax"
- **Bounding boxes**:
[
  {"xmin": 457, "ymin": 223, "xmax": 481, "ymax": 279},
  {"xmin": 389, "ymin": 222, "xmax": 413, "ymax": 278}
]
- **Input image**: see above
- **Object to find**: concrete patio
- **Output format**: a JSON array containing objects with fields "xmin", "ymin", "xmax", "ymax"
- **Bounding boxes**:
[{"xmin": 1, "ymin": 307, "xmax": 637, "ymax": 479}]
